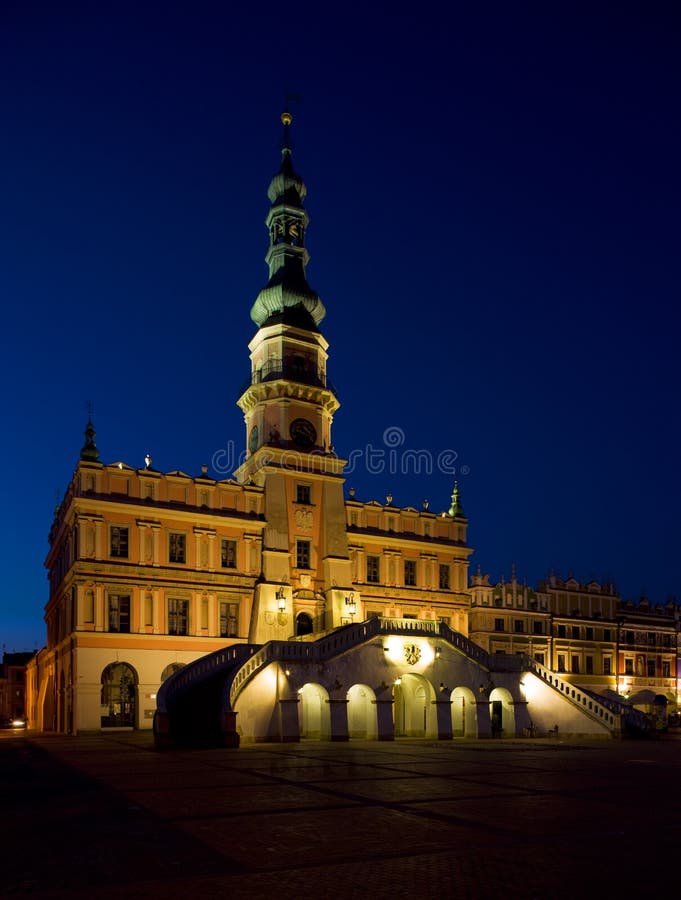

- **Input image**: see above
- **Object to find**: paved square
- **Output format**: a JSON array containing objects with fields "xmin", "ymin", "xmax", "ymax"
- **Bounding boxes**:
[{"xmin": 2, "ymin": 732, "xmax": 679, "ymax": 898}]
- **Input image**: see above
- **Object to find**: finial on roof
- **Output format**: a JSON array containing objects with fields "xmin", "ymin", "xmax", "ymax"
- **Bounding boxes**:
[
  {"xmin": 448, "ymin": 481, "xmax": 464, "ymax": 517},
  {"xmin": 80, "ymin": 417, "xmax": 100, "ymax": 462}
]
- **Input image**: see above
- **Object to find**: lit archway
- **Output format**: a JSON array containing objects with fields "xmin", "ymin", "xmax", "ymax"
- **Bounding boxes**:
[
  {"xmin": 101, "ymin": 662, "xmax": 137, "ymax": 729},
  {"xmin": 393, "ymin": 673, "xmax": 436, "ymax": 738},
  {"xmin": 347, "ymin": 684, "xmax": 377, "ymax": 739},
  {"xmin": 298, "ymin": 682, "xmax": 330, "ymax": 740},
  {"xmin": 489, "ymin": 686, "xmax": 516, "ymax": 738},
  {"xmin": 450, "ymin": 686, "xmax": 477, "ymax": 737}
]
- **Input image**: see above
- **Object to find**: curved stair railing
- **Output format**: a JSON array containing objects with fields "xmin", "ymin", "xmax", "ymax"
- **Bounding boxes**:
[
  {"xmin": 579, "ymin": 686, "xmax": 651, "ymax": 735},
  {"xmin": 229, "ymin": 617, "xmax": 491, "ymax": 708},
  {"xmin": 514, "ymin": 655, "xmax": 620, "ymax": 731},
  {"xmin": 155, "ymin": 642, "xmax": 258, "ymax": 716}
]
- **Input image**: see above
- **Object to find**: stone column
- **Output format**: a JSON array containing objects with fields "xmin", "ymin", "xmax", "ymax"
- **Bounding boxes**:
[
  {"xmin": 374, "ymin": 697, "xmax": 395, "ymax": 741},
  {"xmin": 433, "ymin": 698, "xmax": 453, "ymax": 740},
  {"xmin": 476, "ymin": 698, "xmax": 493, "ymax": 738},
  {"xmin": 278, "ymin": 698, "xmax": 300, "ymax": 742},
  {"xmin": 327, "ymin": 698, "xmax": 349, "ymax": 742},
  {"xmin": 220, "ymin": 710, "xmax": 240, "ymax": 748}
]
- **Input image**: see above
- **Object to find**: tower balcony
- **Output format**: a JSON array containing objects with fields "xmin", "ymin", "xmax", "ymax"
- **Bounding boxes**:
[{"xmin": 238, "ymin": 356, "xmax": 338, "ymax": 398}]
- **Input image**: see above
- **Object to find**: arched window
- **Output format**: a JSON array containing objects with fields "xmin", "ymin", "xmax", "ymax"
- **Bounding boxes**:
[
  {"xmin": 296, "ymin": 612, "xmax": 313, "ymax": 636},
  {"xmin": 100, "ymin": 662, "xmax": 137, "ymax": 728},
  {"xmin": 161, "ymin": 662, "xmax": 185, "ymax": 683}
]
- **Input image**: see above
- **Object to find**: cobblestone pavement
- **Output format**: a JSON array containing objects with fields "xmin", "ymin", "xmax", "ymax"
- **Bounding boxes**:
[{"xmin": 2, "ymin": 732, "xmax": 679, "ymax": 898}]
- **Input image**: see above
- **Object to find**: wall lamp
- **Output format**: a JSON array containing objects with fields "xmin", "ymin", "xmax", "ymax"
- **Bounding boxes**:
[
  {"xmin": 345, "ymin": 592, "xmax": 356, "ymax": 616},
  {"xmin": 276, "ymin": 587, "xmax": 286, "ymax": 612}
]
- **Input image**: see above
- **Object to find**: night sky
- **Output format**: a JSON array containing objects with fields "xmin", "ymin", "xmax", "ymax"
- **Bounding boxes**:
[{"xmin": 1, "ymin": 3, "xmax": 679, "ymax": 651}]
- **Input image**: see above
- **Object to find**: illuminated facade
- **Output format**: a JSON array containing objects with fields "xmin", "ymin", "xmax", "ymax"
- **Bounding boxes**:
[{"xmin": 26, "ymin": 114, "xmax": 677, "ymax": 742}]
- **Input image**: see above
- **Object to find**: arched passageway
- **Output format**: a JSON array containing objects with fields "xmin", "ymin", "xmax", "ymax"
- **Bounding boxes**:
[
  {"xmin": 450, "ymin": 686, "xmax": 478, "ymax": 737},
  {"xmin": 489, "ymin": 687, "xmax": 516, "ymax": 738},
  {"xmin": 298, "ymin": 682, "xmax": 331, "ymax": 740},
  {"xmin": 393, "ymin": 674, "xmax": 436, "ymax": 738},
  {"xmin": 347, "ymin": 684, "xmax": 377, "ymax": 739}
]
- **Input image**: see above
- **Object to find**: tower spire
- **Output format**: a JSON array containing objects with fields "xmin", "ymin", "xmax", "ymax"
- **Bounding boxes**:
[
  {"xmin": 249, "ymin": 110, "xmax": 326, "ymax": 330},
  {"xmin": 80, "ymin": 416, "xmax": 100, "ymax": 462},
  {"xmin": 448, "ymin": 481, "xmax": 464, "ymax": 518}
]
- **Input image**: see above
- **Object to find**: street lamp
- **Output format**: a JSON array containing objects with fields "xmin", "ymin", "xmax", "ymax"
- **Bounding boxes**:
[{"xmin": 276, "ymin": 587, "xmax": 286, "ymax": 612}]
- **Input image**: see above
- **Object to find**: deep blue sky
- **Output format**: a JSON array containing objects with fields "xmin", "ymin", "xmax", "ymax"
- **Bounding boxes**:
[{"xmin": 1, "ymin": 3, "xmax": 679, "ymax": 650}]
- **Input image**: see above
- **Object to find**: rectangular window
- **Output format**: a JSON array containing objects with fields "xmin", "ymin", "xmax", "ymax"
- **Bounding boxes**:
[
  {"xmin": 219, "ymin": 601, "xmax": 239, "ymax": 638},
  {"xmin": 221, "ymin": 539, "xmax": 237, "ymax": 568},
  {"xmin": 404, "ymin": 559, "xmax": 417, "ymax": 586},
  {"xmin": 571, "ymin": 626, "xmax": 580, "ymax": 639},
  {"xmin": 514, "ymin": 619, "xmax": 524, "ymax": 633},
  {"xmin": 647, "ymin": 659, "xmax": 656, "ymax": 677},
  {"xmin": 168, "ymin": 598, "xmax": 188, "ymax": 635},
  {"xmin": 557, "ymin": 654, "xmax": 566, "ymax": 673},
  {"xmin": 534, "ymin": 652, "xmax": 545, "ymax": 666},
  {"xmin": 625, "ymin": 631, "xmax": 634, "ymax": 644},
  {"xmin": 586, "ymin": 656, "xmax": 594, "ymax": 674},
  {"xmin": 110, "ymin": 526, "xmax": 129, "ymax": 559},
  {"xmin": 366, "ymin": 555, "xmax": 380, "ymax": 583},
  {"xmin": 439, "ymin": 564, "xmax": 450, "ymax": 590},
  {"xmin": 169, "ymin": 533, "xmax": 186, "ymax": 564},
  {"xmin": 533, "ymin": 620, "xmax": 543, "ymax": 635},
  {"xmin": 84, "ymin": 589, "xmax": 94, "ymax": 624},
  {"xmin": 296, "ymin": 484, "xmax": 311, "ymax": 504},
  {"xmin": 494, "ymin": 618, "xmax": 504, "ymax": 632},
  {"xmin": 585, "ymin": 627, "xmax": 594, "ymax": 640},
  {"xmin": 108, "ymin": 595, "xmax": 130, "ymax": 633},
  {"xmin": 296, "ymin": 540, "xmax": 311, "ymax": 570},
  {"xmin": 663, "ymin": 661, "xmax": 671, "ymax": 677},
  {"xmin": 625, "ymin": 658, "xmax": 634, "ymax": 675},
  {"xmin": 557, "ymin": 624, "xmax": 566, "ymax": 638},
  {"xmin": 603, "ymin": 628, "xmax": 611, "ymax": 641},
  {"xmin": 648, "ymin": 632, "xmax": 656, "ymax": 646},
  {"xmin": 603, "ymin": 657, "xmax": 612, "ymax": 675},
  {"xmin": 571, "ymin": 655, "xmax": 580, "ymax": 673}
]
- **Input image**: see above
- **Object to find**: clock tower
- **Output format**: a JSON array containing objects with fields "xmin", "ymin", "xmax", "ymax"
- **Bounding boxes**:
[{"xmin": 235, "ymin": 112, "xmax": 356, "ymax": 641}]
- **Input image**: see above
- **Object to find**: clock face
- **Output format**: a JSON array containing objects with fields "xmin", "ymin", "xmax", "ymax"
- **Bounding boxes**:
[
  {"xmin": 249, "ymin": 425, "xmax": 259, "ymax": 454},
  {"xmin": 290, "ymin": 418, "xmax": 317, "ymax": 449}
]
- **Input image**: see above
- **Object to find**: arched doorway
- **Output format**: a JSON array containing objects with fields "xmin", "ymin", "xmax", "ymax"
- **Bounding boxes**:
[
  {"xmin": 295, "ymin": 612, "xmax": 313, "ymax": 636},
  {"xmin": 298, "ymin": 683, "xmax": 331, "ymax": 739},
  {"xmin": 450, "ymin": 686, "xmax": 477, "ymax": 737},
  {"xmin": 489, "ymin": 687, "xmax": 516, "ymax": 738},
  {"xmin": 161, "ymin": 662, "xmax": 185, "ymax": 682},
  {"xmin": 101, "ymin": 662, "xmax": 137, "ymax": 728},
  {"xmin": 347, "ymin": 684, "xmax": 377, "ymax": 739},
  {"xmin": 393, "ymin": 674, "xmax": 436, "ymax": 738}
]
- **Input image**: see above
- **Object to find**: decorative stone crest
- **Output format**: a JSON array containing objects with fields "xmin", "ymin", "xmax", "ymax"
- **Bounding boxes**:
[
  {"xmin": 403, "ymin": 643, "xmax": 421, "ymax": 665},
  {"xmin": 294, "ymin": 508, "xmax": 313, "ymax": 532}
]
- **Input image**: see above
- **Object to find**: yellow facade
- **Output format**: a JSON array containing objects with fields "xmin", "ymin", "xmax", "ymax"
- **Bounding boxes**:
[{"xmin": 25, "ymin": 113, "xmax": 678, "ymax": 738}]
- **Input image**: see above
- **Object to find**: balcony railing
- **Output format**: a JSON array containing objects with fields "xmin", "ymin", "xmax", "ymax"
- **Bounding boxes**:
[{"xmin": 238, "ymin": 356, "xmax": 338, "ymax": 397}]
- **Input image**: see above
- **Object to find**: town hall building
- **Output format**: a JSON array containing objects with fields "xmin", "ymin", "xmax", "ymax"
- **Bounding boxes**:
[{"xmin": 25, "ymin": 113, "xmax": 677, "ymax": 745}]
